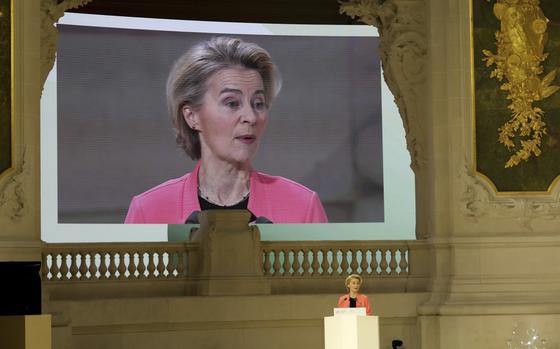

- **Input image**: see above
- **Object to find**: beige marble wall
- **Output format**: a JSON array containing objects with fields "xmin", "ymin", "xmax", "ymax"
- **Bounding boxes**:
[
  {"xmin": 417, "ymin": 0, "xmax": 560, "ymax": 346},
  {"xmin": 48, "ymin": 293, "xmax": 428, "ymax": 349}
]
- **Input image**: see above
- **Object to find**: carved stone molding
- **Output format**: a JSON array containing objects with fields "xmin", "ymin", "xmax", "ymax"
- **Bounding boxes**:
[
  {"xmin": 459, "ymin": 161, "xmax": 560, "ymax": 231},
  {"xmin": 340, "ymin": 0, "xmax": 427, "ymax": 172},
  {"xmin": 0, "ymin": 148, "xmax": 28, "ymax": 222},
  {"xmin": 40, "ymin": 0, "xmax": 93, "ymax": 86}
]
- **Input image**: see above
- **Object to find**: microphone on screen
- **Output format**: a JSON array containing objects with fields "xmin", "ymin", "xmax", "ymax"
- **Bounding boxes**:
[
  {"xmin": 254, "ymin": 216, "xmax": 273, "ymax": 224},
  {"xmin": 392, "ymin": 340, "xmax": 403, "ymax": 349},
  {"xmin": 245, "ymin": 210, "xmax": 273, "ymax": 224},
  {"xmin": 185, "ymin": 211, "xmax": 200, "ymax": 224}
]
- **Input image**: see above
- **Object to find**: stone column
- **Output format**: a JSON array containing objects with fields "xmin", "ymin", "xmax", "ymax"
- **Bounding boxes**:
[{"xmin": 0, "ymin": 0, "xmax": 42, "ymax": 262}]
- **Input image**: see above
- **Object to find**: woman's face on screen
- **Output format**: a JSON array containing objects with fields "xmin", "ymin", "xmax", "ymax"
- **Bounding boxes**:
[{"xmin": 184, "ymin": 67, "xmax": 268, "ymax": 166}]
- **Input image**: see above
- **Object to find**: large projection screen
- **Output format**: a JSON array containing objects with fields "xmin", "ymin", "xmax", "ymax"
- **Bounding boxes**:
[{"xmin": 41, "ymin": 14, "xmax": 415, "ymax": 242}]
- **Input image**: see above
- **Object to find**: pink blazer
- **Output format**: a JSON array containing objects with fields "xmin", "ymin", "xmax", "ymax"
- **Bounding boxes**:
[
  {"xmin": 125, "ymin": 162, "xmax": 328, "ymax": 224},
  {"xmin": 337, "ymin": 293, "xmax": 372, "ymax": 315}
]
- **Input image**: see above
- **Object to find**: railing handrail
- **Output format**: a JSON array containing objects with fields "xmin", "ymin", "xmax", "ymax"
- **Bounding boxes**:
[
  {"xmin": 261, "ymin": 240, "xmax": 414, "ymax": 248},
  {"xmin": 41, "ymin": 241, "xmax": 198, "ymax": 250}
]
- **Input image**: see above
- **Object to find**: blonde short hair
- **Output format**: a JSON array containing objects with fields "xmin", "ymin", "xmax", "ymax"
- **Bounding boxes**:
[
  {"xmin": 166, "ymin": 36, "xmax": 282, "ymax": 160},
  {"xmin": 345, "ymin": 274, "xmax": 362, "ymax": 289}
]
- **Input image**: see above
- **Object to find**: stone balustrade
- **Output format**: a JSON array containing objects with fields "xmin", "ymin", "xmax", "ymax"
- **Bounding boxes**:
[
  {"xmin": 41, "ymin": 239, "xmax": 429, "ymax": 296},
  {"xmin": 262, "ymin": 241, "xmax": 409, "ymax": 277},
  {"xmin": 42, "ymin": 242, "xmax": 197, "ymax": 281}
]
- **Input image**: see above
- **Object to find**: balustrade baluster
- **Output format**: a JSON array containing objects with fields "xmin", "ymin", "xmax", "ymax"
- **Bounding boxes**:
[
  {"xmin": 321, "ymin": 249, "xmax": 329, "ymax": 276},
  {"xmin": 371, "ymin": 249, "xmax": 380, "ymax": 274},
  {"xmin": 332, "ymin": 249, "xmax": 340, "ymax": 275},
  {"xmin": 340, "ymin": 250, "xmax": 349, "ymax": 275},
  {"xmin": 89, "ymin": 253, "xmax": 99, "ymax": 279},
  {"xmin": 311, "ymin": 250, "xmax": 319, "ymax": 276},
  {"xmin": 117, "ymin": 252, "xmax": 127, "ymax": 279},
  {"xmin": 127, "ymin": 252, "xmax": 136, "ymax": 278},
  {"xmin": 69, "ymin": 253, "xmax": 79, "ymax": 280},
  {"xmin": 380, "ymin": 249, "xmax": 389, "ymax": 275},
  {"xmin": 54, "ymin": 254, "xmax": 63, "ymax": 280},
  {"xmin": 293, "ymin": 250, "xmax": 301, "ymax": 276},
  {"xmin": 41, "ymin": 253, "xmax": 49, "ymax": 281},
  {"xmin": 349, "ymin": 249, "xmax": 359, "ymax": 274},
  {"xmin": 166, "ymin": 252, "xmax": 175, "ymax": 278},
  {"xmin": 107, "ymin": 252, "xmax": 117, "ymax": 280},
  {"xmin": 388, "ymin": 249, "xmax": 398, "ymax": 275},
  {"xmin": 60, "ymin": 253, "xmax": 70, "ymax": 280},
  {"xmin": 301, "ymin": 250, "xmax": 310, "ymax": 276},
  {"xmin": 272, "ymin": 250, "xmax": 281, "ymax": 276},
  {"xmin": 147, "ymin": 252, "xmax": 156, "ymax": 278},
  {"xmin": 360, "ymin": 250, "xmax": 369, "ymax": 274},
  {"xmin": 133, "ymin": 252, "xmax": 142, "ymax": 278},
  {"xmin": 79, "ymin": 252, "xmax": 89, "ymax": 280},
  {"xmin": 51, "ymin": 254, "xmax": 60, "ymax": 280},
  {"xmin": 156, "ymin": 252, "xmax": 165, "ymax": 278},
  {"xmin": 398, "ymin": 249, "xmax": 409, "ymax": 274},
  {"xmin": 282, "ymin": 250, "xmax": 291, "ymax": 276},
  {"xmin": 263, "ymin": 250, "xmax": 272, "ymax": 276},
  {"xmin": 98, "ymin": 253, "xmax": 108, "ymax": 279}
]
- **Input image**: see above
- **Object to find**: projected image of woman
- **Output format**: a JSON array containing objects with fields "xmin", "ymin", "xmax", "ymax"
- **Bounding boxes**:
[{"xmin": 125, "ymin": 37, "xmax": 328, "ymax": 224}]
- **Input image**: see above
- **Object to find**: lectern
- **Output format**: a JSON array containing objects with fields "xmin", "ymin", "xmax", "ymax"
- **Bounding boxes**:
[{"xmin": 324, "ymin": 314, "xmax": 379, "ymax": 349}]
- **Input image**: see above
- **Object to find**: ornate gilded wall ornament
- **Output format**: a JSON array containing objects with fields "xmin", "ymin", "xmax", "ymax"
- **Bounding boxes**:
[
  {"xmin": 482, "ymin": 0, "xmax": 559, "ymax": 168},
  {"xmin": 472, "ymin": 0, "xmax": 560, "ymax": 193}
]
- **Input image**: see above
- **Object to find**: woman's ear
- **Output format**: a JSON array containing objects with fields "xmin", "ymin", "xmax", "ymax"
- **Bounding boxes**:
[{"xmin": 182, "ymin": 105, "xmax": 199, "ymax": 131}]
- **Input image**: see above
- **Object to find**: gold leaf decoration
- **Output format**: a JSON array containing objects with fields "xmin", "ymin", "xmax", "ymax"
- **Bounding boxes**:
[{"xmin": 482, "ymin": 0, "xmax": 559, "ymax": 168}]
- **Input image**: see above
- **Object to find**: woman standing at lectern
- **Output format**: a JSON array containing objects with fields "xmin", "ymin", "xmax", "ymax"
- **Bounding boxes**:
[
  {"xmin": 337, "ymin": 274, "xmax": 372, "ymax": 315},
  {"xmin": 124, "ymin": 37, "xmax": 328, "ymax": 224}
]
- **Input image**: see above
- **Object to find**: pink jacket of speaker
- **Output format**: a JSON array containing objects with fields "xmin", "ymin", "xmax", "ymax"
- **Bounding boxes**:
[
  {"xmin": 124, "ymin": 162, "xmax": 328, "ymax": 224},
  {"xmin": 337, "ymin": 293, "xmax": 373, "ymax": 316}
]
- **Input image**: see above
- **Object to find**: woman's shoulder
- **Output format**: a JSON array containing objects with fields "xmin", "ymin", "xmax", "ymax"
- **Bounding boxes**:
[
  {"xmin": 253, "ymin": 171, "xmax": 317, "ymax": 196},
  {"xmin": 125, "ymin": 171, "xmax": 197, "ymax": 224},
  {"xmin": 250, "ymin": 170, "xmax": 328, "ymax": 223},
  {"xmin": 133, "ymin": 172, "xmax": 193, "ymax": 201}
]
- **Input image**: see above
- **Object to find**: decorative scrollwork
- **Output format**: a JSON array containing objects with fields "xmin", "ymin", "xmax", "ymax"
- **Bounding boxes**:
[
  {"xmin": 40, "ymin": 0, "xmax": 93, "ymax": 86},
  {"xmin": 0, "ymin": 148, "xmax": 28, "ymax": 222},
  {"xmin": 460, "ymin": 160, "xmax": 560, "ymax": 230},
  {"xmin": 340, "ymin": 0, "xmax": 427, "ymax": 171}
]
